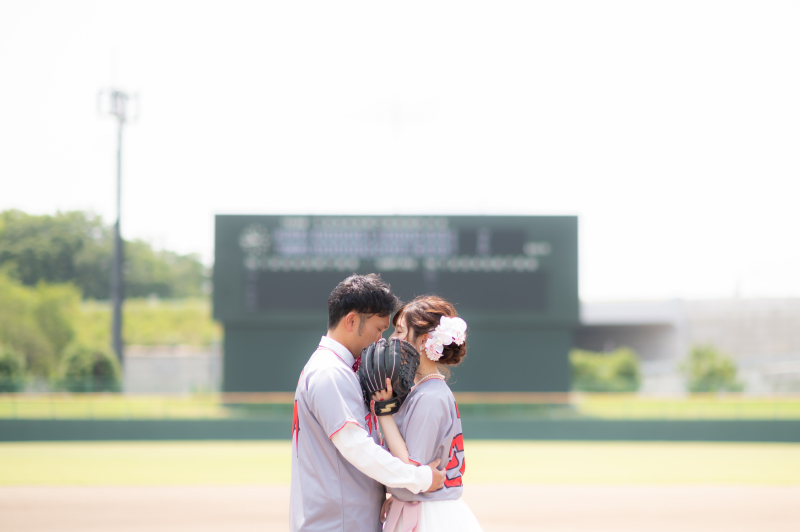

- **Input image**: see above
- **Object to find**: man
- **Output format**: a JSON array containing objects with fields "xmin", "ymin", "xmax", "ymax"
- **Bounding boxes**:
[{"xmin": 290, "ymin": 274, "xmax": 446, "ymax": 532}]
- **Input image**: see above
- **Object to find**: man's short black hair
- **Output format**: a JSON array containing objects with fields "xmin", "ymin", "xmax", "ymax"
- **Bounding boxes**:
[{"xmin": 327, "ymin": 273, "xmax": 402, "ymax": 330}]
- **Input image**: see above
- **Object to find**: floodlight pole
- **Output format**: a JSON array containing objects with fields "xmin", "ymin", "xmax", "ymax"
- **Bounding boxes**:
[{"xmin": 108, "ymin": 90, "xmax": 128, "ymax": 365}]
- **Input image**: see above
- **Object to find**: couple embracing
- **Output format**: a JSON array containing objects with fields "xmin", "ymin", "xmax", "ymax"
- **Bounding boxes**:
[{"xmin": 290, "ymin": 274, "xmax": 483, "ymax": 532}]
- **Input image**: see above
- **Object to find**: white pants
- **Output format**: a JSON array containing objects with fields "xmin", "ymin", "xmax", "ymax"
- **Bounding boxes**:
[{"xmin": 390, "ymin": 498, "xmax": 483, "ymax": 532}]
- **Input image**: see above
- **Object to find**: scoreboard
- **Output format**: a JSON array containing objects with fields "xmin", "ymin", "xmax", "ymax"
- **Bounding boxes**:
[{"xmin": 214, "ymin": 215, "xmax": 578, "ymax": 392}]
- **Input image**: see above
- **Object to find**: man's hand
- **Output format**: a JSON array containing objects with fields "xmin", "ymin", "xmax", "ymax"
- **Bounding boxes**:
[
  {"xmin": 380, "ymin": 495, "xmax": 393, "ymax": 523},
  {"xmin": 425, "ymin": 458, "xmax": 445, "ymax": 492}
]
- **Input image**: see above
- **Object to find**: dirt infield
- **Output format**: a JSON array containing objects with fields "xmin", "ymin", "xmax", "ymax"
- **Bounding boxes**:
[{"xmin": 1, "ymin": 485, "xmax": 797, "ymax": 532}]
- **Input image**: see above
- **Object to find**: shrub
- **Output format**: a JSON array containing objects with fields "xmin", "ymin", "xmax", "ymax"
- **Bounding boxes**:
[
  {"xmin": 35, "ymin": 282, "xmax": 79, "ymax": 361},
  {"xmin": 0, "ymin": 345, "xmax": 26, "ymax": 392},
  {"xmin": 680, "ymin": 345, "xmax": 744, "ymax": 393},
  {"xmin": 0, "ymin": 271, "xmax": 57, "ymax": 376},
  {"xmin": 570, "ymin": 347, "xmax": 641, "ymax": 393},
  {"xmin": 58, "ymin": 344, "xmax": 121, "ymax": 392}
]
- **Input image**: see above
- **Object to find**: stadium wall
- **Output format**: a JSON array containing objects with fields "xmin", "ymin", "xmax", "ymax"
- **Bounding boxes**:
[{"xmin": 3, "ymin": 418, "xmax": 799, "ymax": 443}]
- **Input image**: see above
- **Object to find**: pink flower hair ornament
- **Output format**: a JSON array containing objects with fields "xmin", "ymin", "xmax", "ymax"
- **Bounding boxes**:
[{"xmin": 423, "ymin": 316, "xmax": 468, "ymax": 361}]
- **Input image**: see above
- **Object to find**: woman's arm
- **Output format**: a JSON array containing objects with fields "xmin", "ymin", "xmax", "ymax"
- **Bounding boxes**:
[{"xmin": 373, "ymin": 378, "xmax": 414, "ymax": 465}]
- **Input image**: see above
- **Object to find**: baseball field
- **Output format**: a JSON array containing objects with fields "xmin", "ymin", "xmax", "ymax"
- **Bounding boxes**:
[{"xmin": 2, "ymin": 440, "xmax": 798, "ymax": 531}]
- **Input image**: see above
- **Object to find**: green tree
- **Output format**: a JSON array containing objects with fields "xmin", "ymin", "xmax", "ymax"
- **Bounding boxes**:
[
  {"xmin": 0, "ymin": 272, "xmax": 81, "ymax": 377},
  {"xmin": 0, "ymin": 210, "xmax": 110, "ymax": 297},
  {"xmin": 58, "ymin": 344, "xmax": 121, "ymax": 392},
  {"xmin": 0, "ymin": 345, "xmax": 26, "ymax": 392},
  {"xmin": 570, "ymin": 347, "xmax": 641, "ymax": 393},
  {"xmin": 680, "ymin": 345, "xmax": 744, "ymax": 393},
  {"xmin": 0, "ymin": 271, "xmax": 57, "ymax": 376},
  {"xmin": 0, "ymin": 209, "xmax": 208, "ymax": 299},
  {"xmin": 125, "ymin": 240, "xmax": 207, "ymax": 298},
  {"xmin": 35, "ymin": 282, "xmax": 80, "ymax": 361}
]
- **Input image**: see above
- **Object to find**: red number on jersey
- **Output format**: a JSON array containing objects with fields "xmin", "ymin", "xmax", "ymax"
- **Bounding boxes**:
[{"xmin": 444, "ymin": 433, "xmax": 465, "ymax": 488}]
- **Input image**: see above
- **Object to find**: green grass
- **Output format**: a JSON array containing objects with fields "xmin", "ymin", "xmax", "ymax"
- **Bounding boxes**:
[
  {"xmin": 0, "ymin": 395, "xmax": 230, "ymax": 419},
  {"xmin": 1, "ymin": 441, "xmax": 798, "ymax": 486},
  {"xmin": 573, "ymin": 395, "xmax": 800, "ymax": 420},
  {"xmin": 0, "ymin": 441, "xmax": 289, "ymax": 485},
  {"xmin": 465, "ymin": 441, "xmax": 800, "ymax": 485},
  {"xmin": 0, "ymin": 396, "xmax": 296, "ymax": 419},
  {"xmin": 75, "ymin": 298, "xmax": 221, "ymax": 349}
]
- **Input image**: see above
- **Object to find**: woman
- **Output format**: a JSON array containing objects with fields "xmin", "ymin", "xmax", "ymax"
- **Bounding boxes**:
[{"xmin": 373, "ymin": 295, "xmax": 483, "ymax": 532}]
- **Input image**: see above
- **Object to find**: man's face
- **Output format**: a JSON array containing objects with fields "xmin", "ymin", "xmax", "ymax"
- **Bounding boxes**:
[{"xmin": 355, "ymin": 313, "xmax": 391, "ymax": 353}]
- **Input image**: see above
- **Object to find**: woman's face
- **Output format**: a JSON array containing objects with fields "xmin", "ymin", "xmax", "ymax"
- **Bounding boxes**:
[{"xmin": 390, "ymin": 314, "xmax": 419, "ymax": 347}]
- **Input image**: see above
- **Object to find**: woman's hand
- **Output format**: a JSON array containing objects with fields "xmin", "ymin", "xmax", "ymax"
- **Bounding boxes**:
[{"xmin": 372, "ymin": 378, "xmax": 393, "ymax": 402}]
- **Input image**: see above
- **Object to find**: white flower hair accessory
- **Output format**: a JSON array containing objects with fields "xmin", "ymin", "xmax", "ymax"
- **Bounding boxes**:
[{"xmin": 424, "ymin": 316, "xmax": 468, "ymax": 361}]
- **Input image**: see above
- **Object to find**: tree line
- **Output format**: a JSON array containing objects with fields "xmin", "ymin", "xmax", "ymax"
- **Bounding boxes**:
[
  {"xmin": 0, "ymin": 209, "xmax": 211, "ymax": 390},
  {"xmin": 0, "ymin": 209, "xmax": 208, "ymax": 299}
]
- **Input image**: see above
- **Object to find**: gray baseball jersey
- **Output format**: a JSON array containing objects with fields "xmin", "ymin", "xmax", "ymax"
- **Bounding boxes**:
[
  {"xmin": 290, "ymin": 336, "xmax": 384, "ymax": 532},
  {"xmin": 387, "ymin": 377, "xmax": 465, "ymax": 502}
]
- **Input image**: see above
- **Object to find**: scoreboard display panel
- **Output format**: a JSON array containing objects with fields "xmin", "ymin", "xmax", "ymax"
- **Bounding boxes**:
[
  {"xmin": 214, "ymin": 215, "xmax": 579, "ymax": 392},
  {"xmin": 215, "ymin": 215, "xmax": 577, "ymax": 322}
]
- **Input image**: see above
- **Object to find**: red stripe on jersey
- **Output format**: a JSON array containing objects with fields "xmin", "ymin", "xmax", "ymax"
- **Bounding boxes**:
[
  {"xmin": 328, "ymin": 420, "xmax": 360, "ymax": 440},
  {"xmin": 317, "ymin": 346, "xmax": 355, "ymax": 372},
  {"xmin": 292, "ymin": 400, "xmax": 300, "ymax": 456}
]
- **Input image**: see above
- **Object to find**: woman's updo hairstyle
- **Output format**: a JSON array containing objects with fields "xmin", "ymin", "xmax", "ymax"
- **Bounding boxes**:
[{"xmin": 392, "ymin": 295, "xmax": 467, "ymax": 366}]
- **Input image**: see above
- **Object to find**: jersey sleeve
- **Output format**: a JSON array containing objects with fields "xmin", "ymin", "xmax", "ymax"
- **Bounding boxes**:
[
  {"xmin": 403, "ymin": 394, "xmax": 450, "ymax": 466},
  {"xmin": 307, "ymin": 366, "xmax": 364, "ymax": 438},
  {"xmin": 331, "ymin": 423, "xmax": 433, "ymax": 493}
]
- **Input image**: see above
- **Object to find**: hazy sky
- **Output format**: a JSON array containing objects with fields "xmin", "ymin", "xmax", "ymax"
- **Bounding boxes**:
[{"xmin": 1, "ymin": 1, "xmax": 798, "ymax": 301}]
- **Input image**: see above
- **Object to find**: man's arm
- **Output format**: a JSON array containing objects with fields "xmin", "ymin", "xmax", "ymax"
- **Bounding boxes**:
[{"xmin": 331, "ymin": 423, "xmax": 445, "ymax": 493}]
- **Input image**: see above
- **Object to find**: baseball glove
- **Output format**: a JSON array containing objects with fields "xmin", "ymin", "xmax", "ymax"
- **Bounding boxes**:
[{"xmin": 357, "ymin": 338, "xmax": 420, "ymax": 416}]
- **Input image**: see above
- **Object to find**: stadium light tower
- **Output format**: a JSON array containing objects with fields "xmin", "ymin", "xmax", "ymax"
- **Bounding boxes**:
[{"xmin": 99, "ymin": 89, "xmax": 136, "ymax": 364}]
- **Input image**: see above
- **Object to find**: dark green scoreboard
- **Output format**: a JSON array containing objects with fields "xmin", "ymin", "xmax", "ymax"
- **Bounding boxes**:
[{"xmin": 214, "ymin": 215, "xmax": 578, "ymax": 392}]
